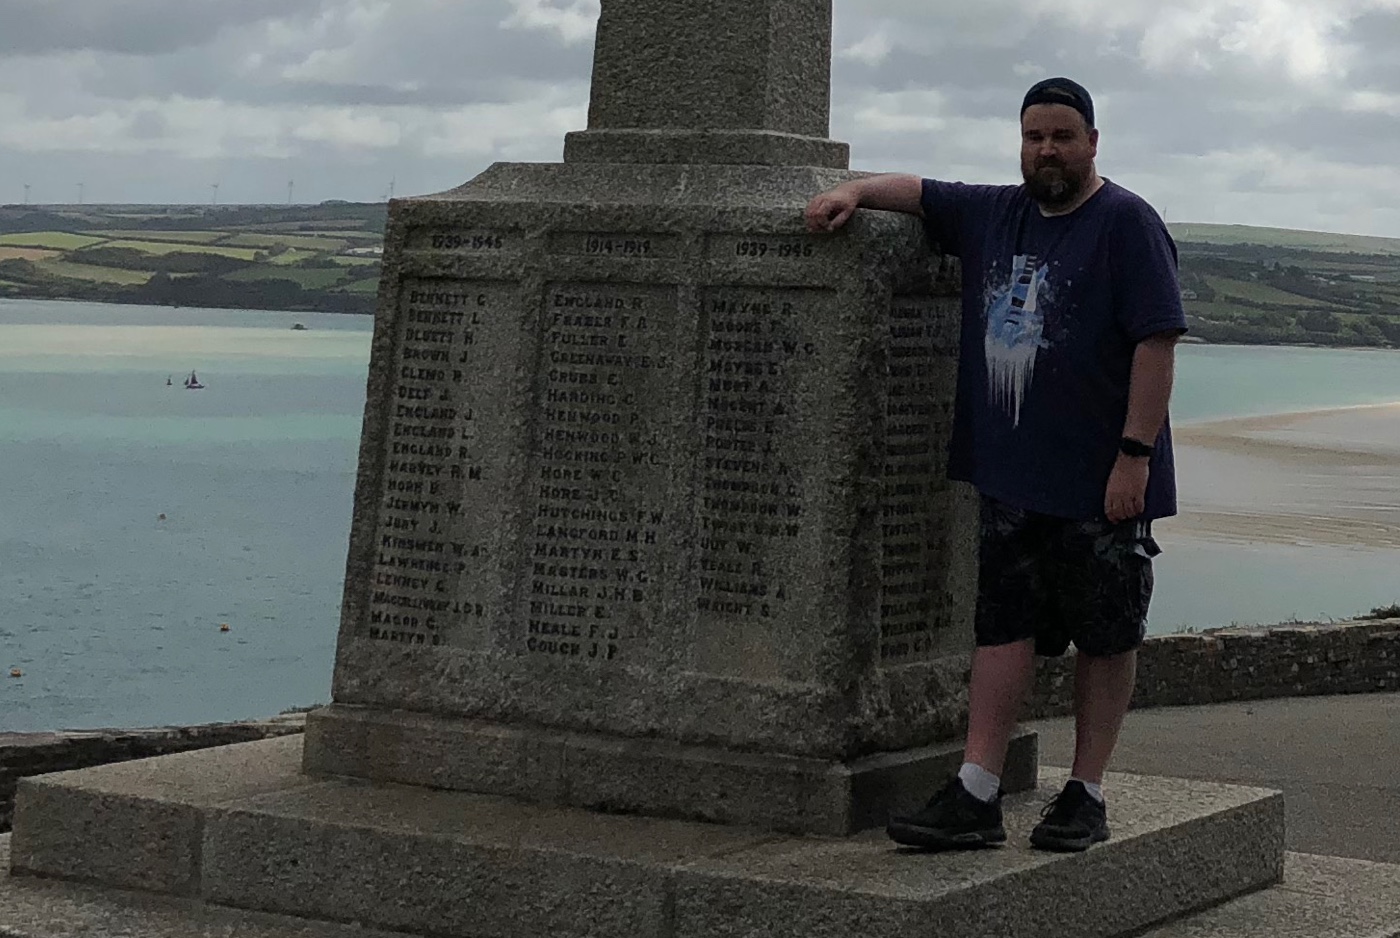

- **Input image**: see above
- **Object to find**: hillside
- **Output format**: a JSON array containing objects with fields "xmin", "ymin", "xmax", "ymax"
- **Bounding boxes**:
[
  {"xmin": 0, "ymin": 209, "xmax": 1398, "ymax": 349},
  {"xmin": 0, "ymin": 203, "xmax": 386, "ymax": 314},
  {"xmin": 1167, "ymin": 223, "xmax": 1400, "ymax": 348}
]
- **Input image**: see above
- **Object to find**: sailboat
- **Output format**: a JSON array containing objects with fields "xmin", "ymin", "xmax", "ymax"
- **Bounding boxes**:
[{"xmin": 184, "ymin": 370, "xmax": 205, "ymax": 390}]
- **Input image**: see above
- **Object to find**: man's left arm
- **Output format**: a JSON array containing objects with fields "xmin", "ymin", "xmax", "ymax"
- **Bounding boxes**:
[
  {"xmin": 1104, "ymin": 202, "xmax": 1189, "ymax": 523},
  {"xmin": 1105, "ymin": 332, "xmax": 1179, "ymax": 522}
]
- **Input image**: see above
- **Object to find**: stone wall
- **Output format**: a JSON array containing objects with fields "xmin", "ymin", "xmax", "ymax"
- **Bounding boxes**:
[
  {"xmin": 0, "ymin": 716, "xmax": 305, "ymax": 832},
  {"xmin": 1028, "ymin": 618, "xmax": 1400, "ymax": 719}
]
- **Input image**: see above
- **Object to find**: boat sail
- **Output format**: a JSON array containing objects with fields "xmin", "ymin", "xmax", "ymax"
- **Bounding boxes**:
[{"xmin": 184, "ymin": 370, "xmax": 205, "ymax": 390}]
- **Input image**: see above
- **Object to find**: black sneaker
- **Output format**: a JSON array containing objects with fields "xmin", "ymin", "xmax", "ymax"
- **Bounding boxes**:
[
  {"xmin": 1030, "ymin": 780, "xmax": 1110, "ymax": 852},
  {"xmin": 887, "ymin": 777, "xmax": 1006, "ymax": 850}
]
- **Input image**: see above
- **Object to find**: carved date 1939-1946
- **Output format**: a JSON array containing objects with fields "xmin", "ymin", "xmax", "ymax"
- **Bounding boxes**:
[
  {"xmin": 431, "ymin": 233, "xmax": 506, "ymax": 251},
  {"xmin": 736, "ymin": 240, "xmax": 815, "ymax": 259}
]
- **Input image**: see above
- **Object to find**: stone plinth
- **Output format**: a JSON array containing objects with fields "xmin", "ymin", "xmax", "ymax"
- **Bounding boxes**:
[
  {"xmin": 301, "ymin": 161, "xmax": 1017, "ymax": 833},
  {"xmin": 7, "ymin": 738, "xmax": 1290, "ymax": 938}
]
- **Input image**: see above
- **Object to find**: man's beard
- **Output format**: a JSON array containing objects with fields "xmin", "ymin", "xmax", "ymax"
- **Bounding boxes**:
[{"xmin": 1023, "ymin": 160, "xmax": 1089, "ymax": 210}]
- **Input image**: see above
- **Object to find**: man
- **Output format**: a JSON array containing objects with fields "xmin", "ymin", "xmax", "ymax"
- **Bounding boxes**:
[{"xmin": 805, "ymin": 78, "xmax": 1186, "ymax": 852}]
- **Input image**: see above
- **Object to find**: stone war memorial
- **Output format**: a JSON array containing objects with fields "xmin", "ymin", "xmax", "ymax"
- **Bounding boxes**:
[{"xmin": 1, "ymin": 1, "xmax": 1396, "ymax": 936}]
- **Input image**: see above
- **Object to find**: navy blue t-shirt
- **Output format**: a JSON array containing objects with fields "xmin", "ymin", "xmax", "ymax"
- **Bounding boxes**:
[{"xmin": 920, "ymin": 178, "xmax": 1188, "ymax": 521}]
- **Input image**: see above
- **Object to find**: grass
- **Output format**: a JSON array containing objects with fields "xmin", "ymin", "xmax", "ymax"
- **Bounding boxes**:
[
  {"xmin": 83, "ymin": 230, "xmax": 227, "ymax": 244},
  {"xmin": 1203, "ymin": 275, "xmax": 1344, "ymax": 308},
  {"xmin": 342, "ymin": 277, "xmax": 381, "ymax": 294},
  {"xmin": 36, "ymin": 260, "xmax": 154, "ymax": 285},
  {"xmin": 266, "ymin": 249, "xmax": 321, "ymax": 266},
  {"xmin": 222, "ymin": 233, "xmax": 350, "ymax": 252},
  {"xmin": 223, "ymin": 267, "xmax": 351, "ymax": 289},
  {"xmin": 0, "ymin": 247, "xmax": 60, "ymax": 261},
  {"xmin": 0, "ymin": 231, "xmax": 107, "ymax": 250},
  {"xmin": 102, "ymin": 240, "xmax": 261, "ymax": 261},
  {"xmin": 1360, "ymin": 604, "xmax": 1400, "ymax": 620},
  {"xmin": 1172, "ymin": 223, "xmax": 1400, "ymax": 256},
  {"xmin": 328, "ymin": 256, "xmax": 380, "ymax": 267}
]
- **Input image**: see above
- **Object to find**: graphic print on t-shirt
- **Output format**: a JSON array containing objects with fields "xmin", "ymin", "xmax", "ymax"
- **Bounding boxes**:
[{"xmin": 984, "ymin": 253, "xmax": 1048, "ymax": 427}]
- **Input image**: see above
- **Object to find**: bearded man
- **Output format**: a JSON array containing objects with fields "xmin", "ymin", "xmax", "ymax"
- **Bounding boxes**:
[{"xmin": 805, "ymin": 78, "xmax": 1187, "ymax": 852}]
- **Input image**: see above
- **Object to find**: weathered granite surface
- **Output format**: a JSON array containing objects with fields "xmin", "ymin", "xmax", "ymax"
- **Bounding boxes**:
[
  {"xmin": 307, "ymin": 0, "xmax": 997, "ymax": 834},
  {"xmin": 309, "ymin": 157, "xmax": 997, "ymax": 831},
  {"xmin": 6, "ymin": 738, "xmax": 1289, "ymax": 938},
  {"xmin": 0, "ymin": 716, "xmax": 304, "ymax": 834},
  {"xmin": 564, "ymin": 0, "xmax": 848, "ymax": 166}
]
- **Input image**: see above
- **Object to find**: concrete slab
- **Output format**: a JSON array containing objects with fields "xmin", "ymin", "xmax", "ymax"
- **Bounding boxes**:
[
  {"xmin": 202, "ymin": 778, "xmax": 780, "ymax": 938},
  {"xmin": 7, "ymin": 737, "xmax": 1288, "ymax": 938},
  {"xmin": 200, "ymin": 760, "xmax": 1281, "ymax": 938},
  {"xmin": 671, "ymin": 768, "xmax": 1285, "ymax": 938},
  {"xmin": 1141, "ymin": 852, "xmax": 1400, "ymax": 938},
  {"xmin": 8, "ymin": 736, "xmax": 314, "ymax": 896},
  {"xmin": 1029, "ymin": 691, "xmax": 1400, "ymax": 863},
  {"xmin": 0, "ymin": 837, "xmax": 412, "ymax": 938}
]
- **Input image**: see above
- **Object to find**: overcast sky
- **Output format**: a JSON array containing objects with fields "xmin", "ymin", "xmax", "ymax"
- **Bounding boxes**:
[{"xmin": 3, "ymin": 0, "xmax": 1400, "ymax": 236}]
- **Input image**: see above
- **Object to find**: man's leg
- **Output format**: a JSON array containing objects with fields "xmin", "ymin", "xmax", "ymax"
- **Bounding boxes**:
[
  {"xmin": 886, "ymin": 495, "xmax": 1042, "ymax": 850},
  {"xmin": 1030, "ymin": 518, "xmax": 1155, "ymax": 852},
  {"xmin": 964, "ymin": 639, "xmax": 1036, "ymax": 776},
  {"xmin": 1070, "ymin": 648, "xmax": 1137, "ymax": 783}
]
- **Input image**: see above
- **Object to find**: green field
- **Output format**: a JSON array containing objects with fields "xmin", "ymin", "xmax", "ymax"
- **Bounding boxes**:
[
  {"xmin": 36, "ymin": 260, "xmax": 155, "ymax": 285},
  {"xmin": 266, "ymin": 248, "xmax": 322, "ymax": 266},
  {"xmin": 0, "ymin": 232, "xmax": 108, "ymax": 250},
  {"xmin": 102, "ymin": 240, "xmax": 262, "ymax": 261},
  {"xmin": 342, "ymin": 278, "xmax": 381, "ymax": 294},
  {"xmin": 84, "ymin": 230, "xmax": 227, "ymax": 244},
  {"xmin": 223, "ymin": 267, "xmax": 352, "ymax": 290},
  {"xmin": 1202, "ymin": 275, "xmax": 1344, "ymax": 308},
  {"xmin": 223, "ymin": 233, "xmax": 350, "ymax": 252},
  {"xmin": 1171, "ymin": 223, "xmax": 1400, "ymax": 256}
]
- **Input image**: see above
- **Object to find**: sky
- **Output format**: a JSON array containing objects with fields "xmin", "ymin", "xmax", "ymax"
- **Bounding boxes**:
[{"xmin": 4, "ymin": 0, "xmax": 1400, "ymax": 237}]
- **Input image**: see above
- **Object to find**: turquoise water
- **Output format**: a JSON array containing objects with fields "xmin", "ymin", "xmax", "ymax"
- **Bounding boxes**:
[
  {"xmin": 0, "ymin": 300, "xmax": 370, "ymax": 732},
  {"xmin": 0, "ymin": 300, "xmax": 1397, "ymax": 731}
]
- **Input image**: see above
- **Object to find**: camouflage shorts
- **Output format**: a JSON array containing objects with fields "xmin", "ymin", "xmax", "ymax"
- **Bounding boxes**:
[{"xmin": 975, "ymin": 494, "xmax": 1161, "ymax": 658}]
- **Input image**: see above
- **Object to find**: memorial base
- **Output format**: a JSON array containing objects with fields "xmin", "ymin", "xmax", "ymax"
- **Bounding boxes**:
[{"xmin": 303, "ymin": 704, "xmax": 1038, "ymax": 836}]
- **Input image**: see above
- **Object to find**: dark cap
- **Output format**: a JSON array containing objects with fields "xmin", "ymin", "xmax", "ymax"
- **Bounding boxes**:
[{"xmin": 1021, "ymin": 77, "xmax": 1094, "ymax": 128}]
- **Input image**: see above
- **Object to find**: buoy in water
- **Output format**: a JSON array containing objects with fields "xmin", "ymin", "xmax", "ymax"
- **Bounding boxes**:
[
  {"xmin": 8, "ymin": 668, "xmax": 21, "ymax": 678},
  {"xmin": 220, "ymin": 623, "xmax": 230, "ymax": 633},
  {"xmin": 158, "ymin": 513, "xmax": 167, "ymax": 522}
]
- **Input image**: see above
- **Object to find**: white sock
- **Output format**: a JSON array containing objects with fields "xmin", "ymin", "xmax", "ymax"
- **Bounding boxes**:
[
  {"xmin": 1071, "ymin": 777, "xmax": 1105, "ymax": 804},
  {"xmin": 958, "ymin": 762, "xmax": 1001, "ymax": 803}
]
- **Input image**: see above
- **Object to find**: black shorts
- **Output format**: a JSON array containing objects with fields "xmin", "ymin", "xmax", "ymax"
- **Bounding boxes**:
[{"xmin": 974, "ymin": 494, "xmax": 1160, "ymax": 658}]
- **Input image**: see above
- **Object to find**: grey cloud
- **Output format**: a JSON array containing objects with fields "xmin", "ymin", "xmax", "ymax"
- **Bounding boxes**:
[{"xmin": 0, "ymin": 0, "xmax": 324, "ymax": 56}]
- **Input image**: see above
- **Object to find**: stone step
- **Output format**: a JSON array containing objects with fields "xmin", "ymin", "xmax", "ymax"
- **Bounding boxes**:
[
  {"xmin": 2, "ymin": 841, "xmax": 1392, "ymax": 938},
  {"xmin": 8, "ymin": 737, "xmax": 1287, "ymax": 938},
  {"xmin": 0, "ymin": 836, "xmax": 411, "ymax": 938}
]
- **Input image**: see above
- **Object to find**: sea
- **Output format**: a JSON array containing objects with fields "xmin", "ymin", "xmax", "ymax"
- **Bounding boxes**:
[{"xmin": 1, "ymin": 299, "xmax": 1397, "ymax": 732}]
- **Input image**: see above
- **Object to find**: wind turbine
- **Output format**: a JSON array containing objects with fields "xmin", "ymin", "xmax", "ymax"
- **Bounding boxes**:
[
  {"xmin": 210, "ymin": 183, "xmax": 220, "ymax": 206},
  {"xmin": 77, "ymin": 182, "xmax": 85, "ymax": 205},
  {"xmin": 287, "ymin": 180, "xmax": 295, "ymax": 205},
  {"xmin": 22, "ymin": 184, "xmax": 30, "ymax": 205}
]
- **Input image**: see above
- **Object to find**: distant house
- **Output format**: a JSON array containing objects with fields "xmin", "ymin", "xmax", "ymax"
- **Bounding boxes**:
[
  {"xmin": 344, "ymin": 246, "xmax": 384, "ymax": 257},
  {"xmin": 1180, "ymin": 289, "xmax": 1199, "ymax": 301}
]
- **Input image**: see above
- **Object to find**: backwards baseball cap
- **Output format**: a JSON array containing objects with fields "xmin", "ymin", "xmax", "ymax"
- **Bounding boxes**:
[{"xmin": 1021, "ymin": 77, "xmax": 1095, "ymax": 128}]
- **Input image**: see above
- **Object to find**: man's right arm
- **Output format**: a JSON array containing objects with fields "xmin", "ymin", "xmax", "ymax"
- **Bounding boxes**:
[{"xmin": 804, "ymin": 174, "xmax": 924, "ymax": 233}]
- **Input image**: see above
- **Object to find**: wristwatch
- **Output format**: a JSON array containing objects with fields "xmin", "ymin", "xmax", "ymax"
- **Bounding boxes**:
[{"xmin": 1119, "ymin": 437, "xmax": 1154, "ymax": 458}]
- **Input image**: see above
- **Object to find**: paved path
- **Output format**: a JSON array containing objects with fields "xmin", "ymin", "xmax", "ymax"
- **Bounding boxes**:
[{"xmin": 1027, "ymin": 692, "xmax": 1400, "ymax": 863}]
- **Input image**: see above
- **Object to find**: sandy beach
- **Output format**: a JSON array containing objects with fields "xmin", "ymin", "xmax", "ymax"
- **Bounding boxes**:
[{"xmin": 1164, "ymin": 403, "xmax": 1400, "ymax": 550}]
